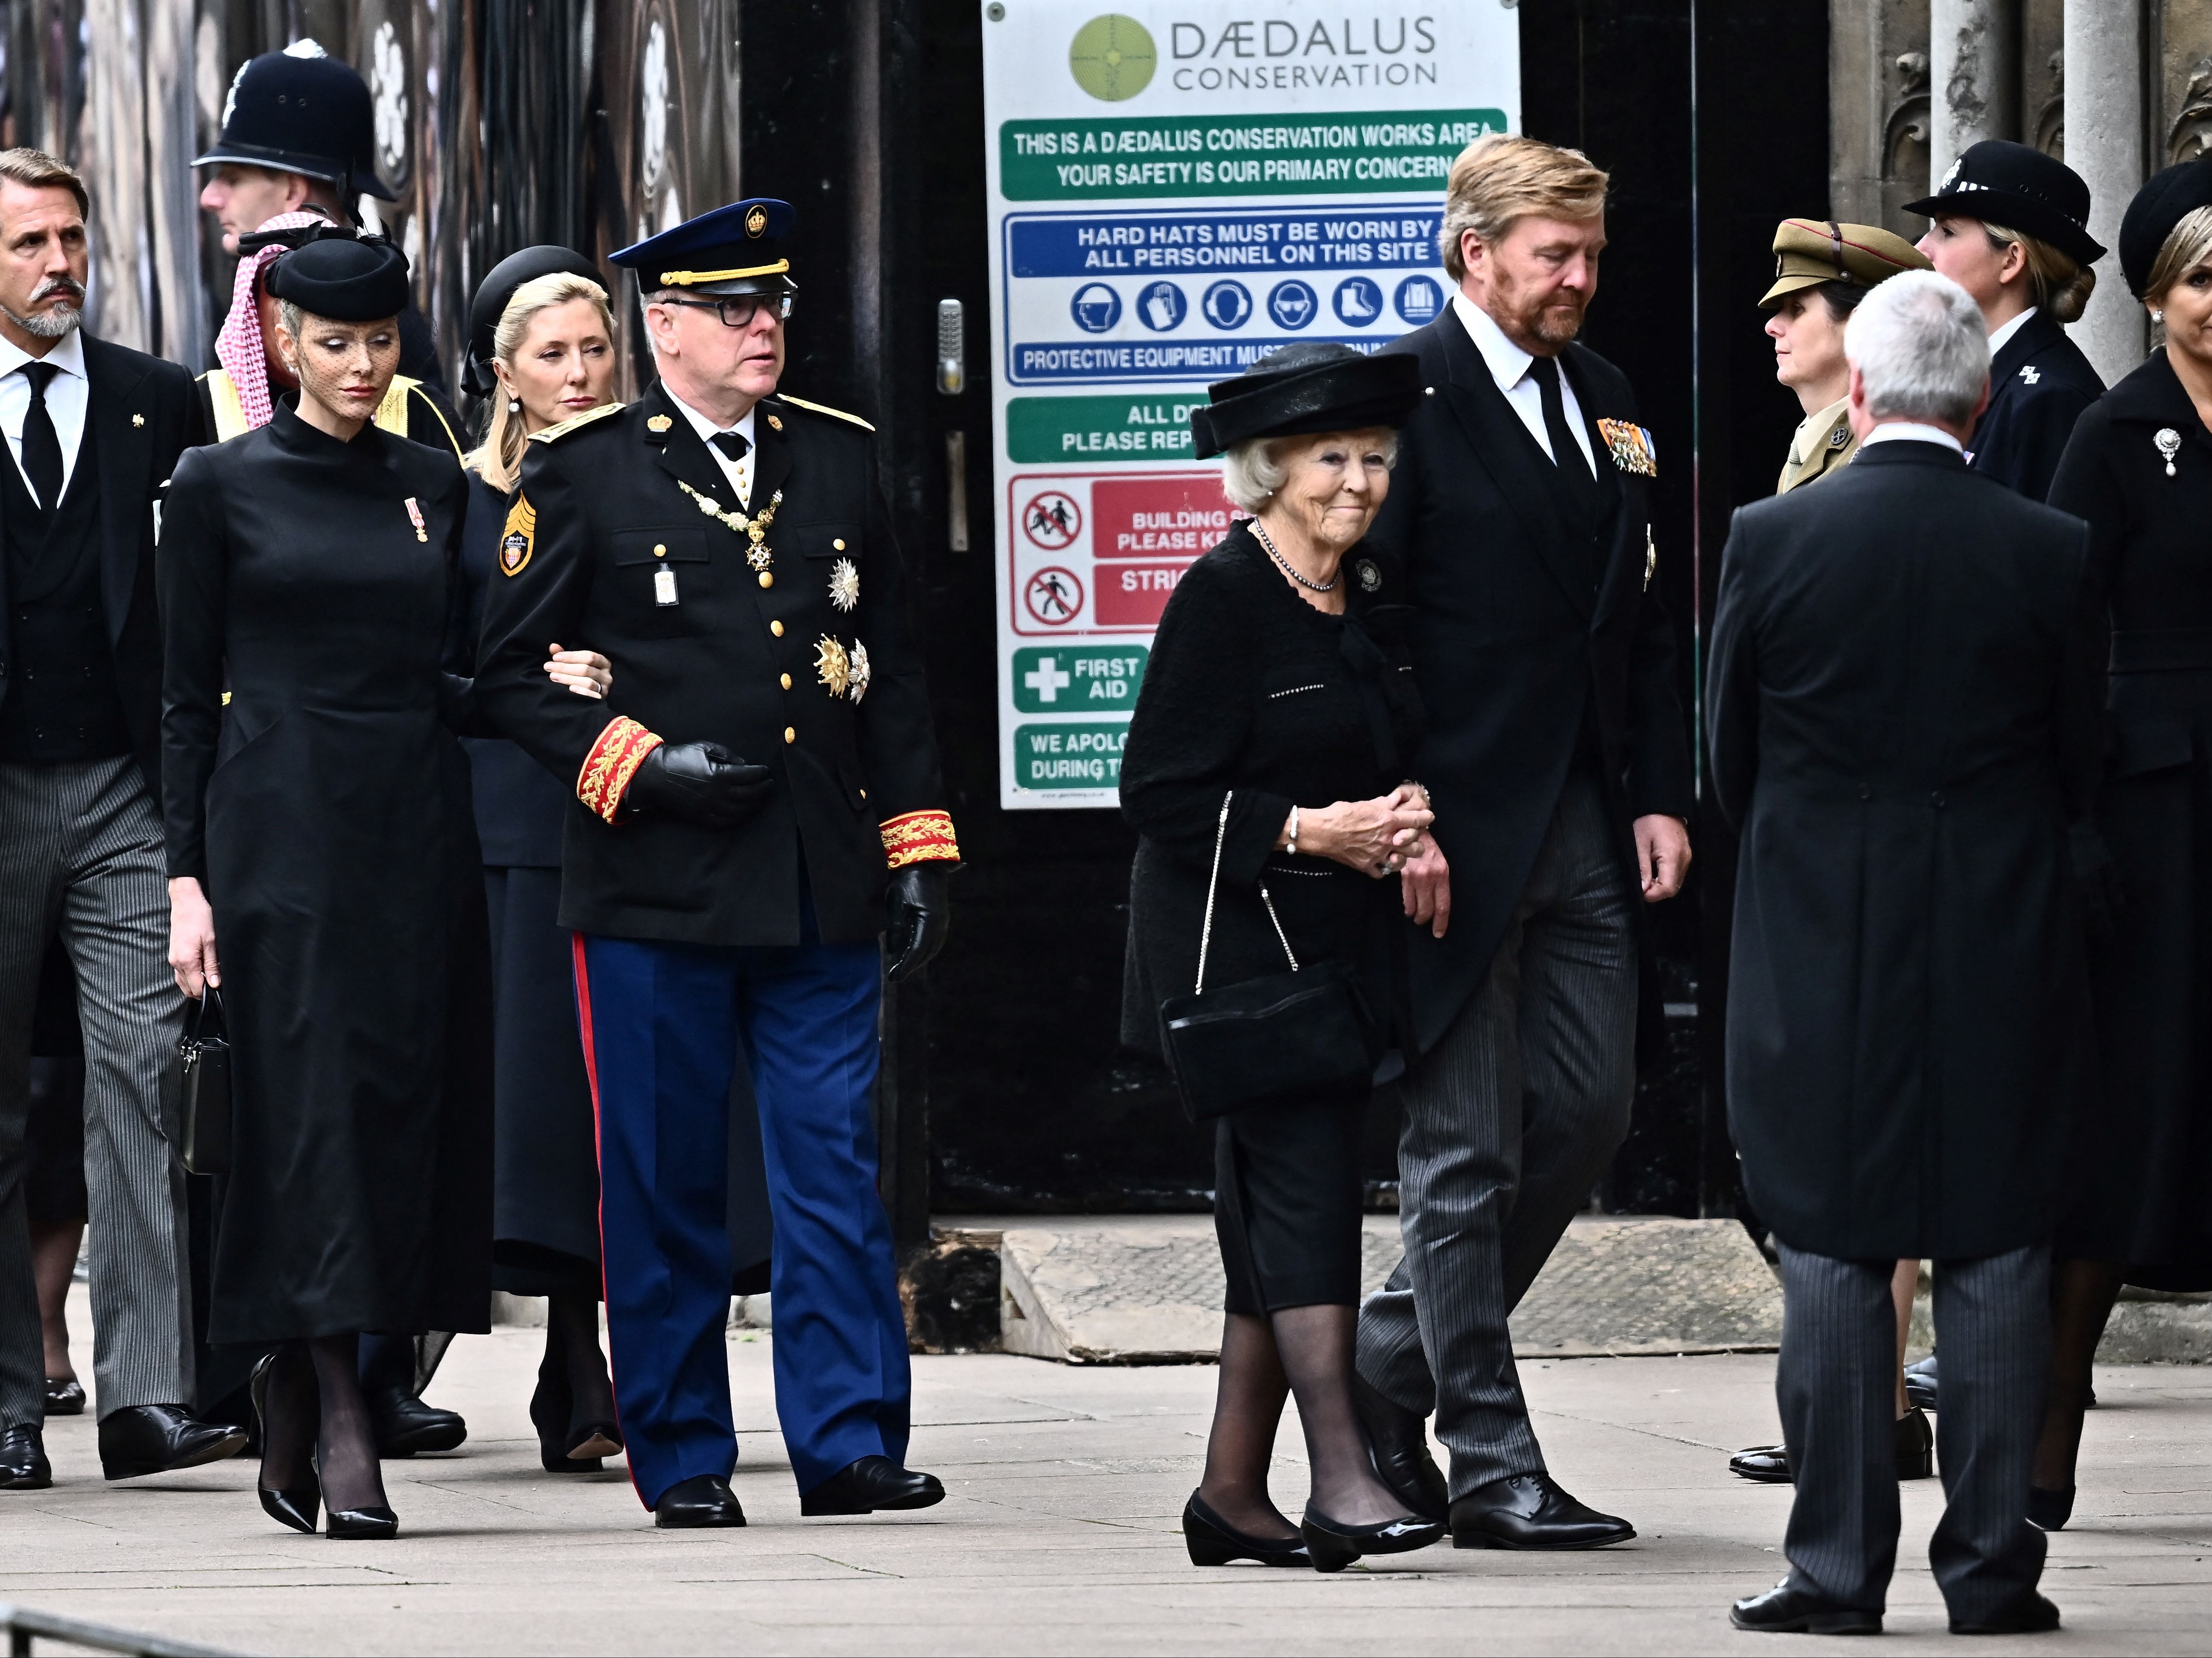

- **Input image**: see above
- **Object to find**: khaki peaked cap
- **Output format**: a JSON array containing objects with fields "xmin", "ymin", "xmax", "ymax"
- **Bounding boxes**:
[{"xmin": 1761, "ymin": 219, "xmax": 1931, "ymax": 307}]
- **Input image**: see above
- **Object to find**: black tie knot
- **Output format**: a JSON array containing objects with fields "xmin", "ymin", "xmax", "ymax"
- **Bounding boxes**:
[
  {"xmin": 709, "ymin": 430, "xmax": 750, "ymax": 462},
  {"xmin": 22, "ymin": 361, "xmax": 58, "ymax": 402}
]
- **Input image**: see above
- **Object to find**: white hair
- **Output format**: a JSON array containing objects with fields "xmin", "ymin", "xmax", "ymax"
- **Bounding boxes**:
[
  {"xmin": 1220, "ymin": 429, "xmax": 1400, "ymax": 513},
  {"xmin": 1843, "ymin": 269, "xmax": 1990, "ymax": 427}
]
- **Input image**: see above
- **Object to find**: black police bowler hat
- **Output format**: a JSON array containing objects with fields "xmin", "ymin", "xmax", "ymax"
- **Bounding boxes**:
[
  {"xmin": 1905, "ymin": 140, "xmax": 2104, "ymax": 268},
  {"xmin": 2119, "ymin": 156, "xmax": 2212, "ymax": 298},
  {"xmin": 1191, "ymin": 343, "xmax": 1425, "ymax": 460},
  {"xmin": 464, "ymin": 246, "xmax": 608, "ymax": 398},
  {"xmin": 264, "ymin": 234, "xmax": 411, "ymax": 322},
  {"xmin": 195, "ymin": 43, "xmax": 397, "ymax": 202},
  {"xmin": 609, "ymin": 199, "xmax": 798, "ymax": 297}
]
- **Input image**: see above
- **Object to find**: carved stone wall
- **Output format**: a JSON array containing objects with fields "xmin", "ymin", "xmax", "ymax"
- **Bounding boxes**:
[
  {"xmin": 2157, "ymin": 1, "xmax": 2212, "ymax": 166},
  {"xmin": 1832, "ymin": 0, "xmax": 1933, "ymax": 230}
]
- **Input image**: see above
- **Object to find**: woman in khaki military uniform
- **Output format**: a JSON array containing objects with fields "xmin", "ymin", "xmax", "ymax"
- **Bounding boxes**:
[{"xmin": 1760, "ymin": 219, "xmax": 1931, "ymax": 493}]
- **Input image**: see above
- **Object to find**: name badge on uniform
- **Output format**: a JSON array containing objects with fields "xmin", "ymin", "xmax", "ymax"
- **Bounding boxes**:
[
  {"xmin": 1595, "ymin": 419, "xmax": 1658, "ymax": 477},
  {"xmin": 654, "ymin": 567, "xmax": 679, "ymax": 607}
]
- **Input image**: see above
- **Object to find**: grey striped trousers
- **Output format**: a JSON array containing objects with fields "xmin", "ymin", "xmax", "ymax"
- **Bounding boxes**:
[
  {"xmin": 1356, "ymin": 769, "xmax": 1639, "ymax": 1495},
  {"xmin": 0, "ymin": 757, "xmax": 192, "ymax": 1427},
  {"xmin": 1776, "ymin": 1242, "xmax": 2050, "ymax": 1622}
]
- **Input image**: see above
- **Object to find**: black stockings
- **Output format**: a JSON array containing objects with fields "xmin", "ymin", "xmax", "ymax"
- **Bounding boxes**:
[
  {"xmin": 309, "ymin": 1333, "xmax": 390, "ymax": 1516},
  {"xmin": 1198, "ymin": 1306, "xmax": 1413, "ymax": 1537},
  {"xmin": 546, "ymin": 1292, "xmax": 617, "ymax": 1429},
  {"xmin": 257, "ymin": 1340, "xmax": 318, "ymax": 1494},
  {"xmin": 2032, "ymin": 1259, "xmax": 2124, "ymax": 1492}
]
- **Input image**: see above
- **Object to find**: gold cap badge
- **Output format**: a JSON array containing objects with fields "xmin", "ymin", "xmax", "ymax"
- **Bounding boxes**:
[
  {"xmin": 646, "ymin": 414, "xmax": 673, "ymax": 433},
  {"xmin": 746, "ymin": 205, "xmax": 768, "ymax": 238}
]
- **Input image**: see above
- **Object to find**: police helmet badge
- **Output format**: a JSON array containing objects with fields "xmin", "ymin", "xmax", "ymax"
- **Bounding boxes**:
[{"xmin": 500, "ymin": 497, "xmax": 536, "ymax": 576}]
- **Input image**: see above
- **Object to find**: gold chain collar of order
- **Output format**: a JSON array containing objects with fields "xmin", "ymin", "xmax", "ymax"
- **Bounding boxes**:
[{"xmin": 679, "ymin": 480, "xmax": 784, "ymax": 571}]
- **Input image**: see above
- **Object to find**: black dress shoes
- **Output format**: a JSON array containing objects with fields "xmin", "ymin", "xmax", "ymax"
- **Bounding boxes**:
[
  {"xmin": 97, "ymin": 1403, "xmax": 248, "ymax": 1481},
  {"xmin": 1301, "ymin": 1507, "xmax": 1445, "ymax": 1573},
  {"xmin": 0, "ymin": 1424, "xmax": 52, "ymax": 1490},
  {"xmin": 1729, "ymin": 1408, "xmax": 1935, "ymax": 1484},
  {"xmin": 800, "ymin": 1455, "xmax": 946, "ymax": 1516},
  {"xmin": 654, "ymin": 1474, "xmax": 747, "ymax": 1528},
  {"xmin": 367, "ymin": 1387, "xmax": 467, "ymax": 1458},
  {"xmin": 2027, "ymin": 1485, "xmax": 2075, "ymax": 1531},
  {"xmin": 1729, "ymin": 1580, "xmax": 1882, "ymax": 1635},
  {"xmin": 1951, "ymin": 1592, "xmax": 2060, "ymax": 1635},
  {"xmin": 1351, "ymin": 1373, "xmax": 1449, "ymax": 1523},
  {"xmin": 1450, "ymin": 1472, "xmax": 1635, "ymax": 1550},
  {"xmin": 43, "ymin": 1378, "xmax": 85, "ymax": 1418},
  {"xmin": 1181, "ymin": 1492, "xmax": 1310, "ymax": 1568}
]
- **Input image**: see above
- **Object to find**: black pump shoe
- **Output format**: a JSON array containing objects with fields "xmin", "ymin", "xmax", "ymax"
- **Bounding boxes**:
[
  {"xmin": 43, "ymin": 1378, "xmax": 85, "ymax": 1418},
  {"xmin": 1181, "ymin": 1492, "xmax": 1310, "ymax": 1568},
  {"xmin": 326, "ymin": 1504, "xmax": 400, "ymax": 1540},
  {"xmin": 250, "ymin": 1352, "xmax": 319, "ymax": 1536},
  {"xmin": 2027, "ymin": 1485, "xmax": 2075, "ymax": 1531},
  {"xmin": 530, "ymin": 1349, "xmax": 598, "ymax": 1473},
  {"xmin": 1300, "ymin": 1506, "xmax": 1445, "ymax": 1573}
]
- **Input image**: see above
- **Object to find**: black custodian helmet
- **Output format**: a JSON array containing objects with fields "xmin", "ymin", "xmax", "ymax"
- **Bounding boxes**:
[{"xmin": 195, "ymin": 41, "xmax": 397, "ymax": 202}]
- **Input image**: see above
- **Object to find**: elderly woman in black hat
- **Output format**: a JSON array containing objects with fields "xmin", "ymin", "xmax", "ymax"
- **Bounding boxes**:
[
  {"xmin": 1909, "ymin": 139, "xmax": 2106, "ymax": 501},
  {"xmin": 1121, "ymin": 343, "xmax": 1442, "ymax": 1573},
  {"xmin": 2036, "ymin": 157, "xmax": 2212, "ymax": 1532},
  {"xmin": 158, "ymin": 236, "xmax": 605, "ymax": 1538}
]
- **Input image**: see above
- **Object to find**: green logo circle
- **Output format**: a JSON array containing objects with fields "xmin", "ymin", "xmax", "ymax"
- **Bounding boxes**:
[{"xmin": 1069, "ymin": 14, "xmax": 1156, "ymax": 102}]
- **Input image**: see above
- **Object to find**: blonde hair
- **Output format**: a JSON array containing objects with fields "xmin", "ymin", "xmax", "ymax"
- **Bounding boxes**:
[
  {"xmin": 466, "ymin": 272, "xmax": 616, "ymax": 490},
  {"xmin": 1979, "ymin": 221, "xmax": 2096, "ymax": 325},
  {"xmin": 1438, "ymin": 134, "xmax": 1608, "ymax": 282},
  {"xmin": 2145, "ymin": 206, "xmax": 2212, "ymax": 305}
]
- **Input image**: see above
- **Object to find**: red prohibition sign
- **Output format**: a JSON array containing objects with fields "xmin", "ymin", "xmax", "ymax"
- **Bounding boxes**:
[
  {"xmin": 1021, "ymin": 490, "xmax": 1083, "ymax": 550},
  {"xmin": 1024, "ymin": 567, "xmax": 1085, "ymax": 626}
]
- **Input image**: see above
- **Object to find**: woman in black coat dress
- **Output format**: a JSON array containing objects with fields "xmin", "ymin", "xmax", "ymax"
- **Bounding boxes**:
[
  {"xmin": 2039, "ymin": 161, "xmax": 2212, "ymax": 1527},
  {"xmin": 1121, "ymin": 345, "xmax": 1439, "ymax": 1573}
]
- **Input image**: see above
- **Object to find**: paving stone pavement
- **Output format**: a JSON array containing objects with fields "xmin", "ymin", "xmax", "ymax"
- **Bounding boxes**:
[{"xmin": 2, "ymin": 1290, "xmax": 2208, "ymax": 1654}]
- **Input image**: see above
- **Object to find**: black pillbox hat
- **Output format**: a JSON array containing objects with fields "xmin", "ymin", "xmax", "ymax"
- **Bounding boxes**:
[
  {"xmin": 264, "ymin": 234, "xmax": 411, "ymax": 322},
  {"xmin": 1191, "ymin": 343, "xmax": 1426, "ymax": 460},
  {"xmin": 2119, "ymin": 157, "xmax": 2212, "ymax": 298}
]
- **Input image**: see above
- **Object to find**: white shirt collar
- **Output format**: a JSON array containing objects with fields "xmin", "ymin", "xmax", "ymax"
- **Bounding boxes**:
[
  {"xmin": 663, "ymin": 386, "xmax": 757, "ymax": 450},
  {"xmin": 1452, "ymin": 290, "xmax": 1538, "ymax": 393},
  {"xmin": 1860, "ymin": 420, "xmax": 1965, "ymax": 455},
  {"xmin": 1986, "ymin": 305, "xmax": 2038, "ymax": 356},
  {"xmin": 0, "ymin": 326, "xmax": 86, "ymax": 382}
]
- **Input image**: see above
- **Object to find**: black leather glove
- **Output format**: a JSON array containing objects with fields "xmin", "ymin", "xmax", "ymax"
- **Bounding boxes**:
[
  {"xmin": 624, "ymin": 741, "xmax": 774, "ymax": 829},
  {"xmin": 884, "ymin": 864, "xmax": 954, "ymax": 983}
]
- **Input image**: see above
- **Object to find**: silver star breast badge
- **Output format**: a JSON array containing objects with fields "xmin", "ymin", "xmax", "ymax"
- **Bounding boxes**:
[{"xmin": 828, "ymin": 558, "xmax": 860, "ymax": 612}]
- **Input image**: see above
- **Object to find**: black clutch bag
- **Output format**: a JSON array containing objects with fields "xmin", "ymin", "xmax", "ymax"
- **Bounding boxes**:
[
  {"xmin": 1159, "ymin": 791, "xmax": 1379, "ymax": 1122},
  {"xmin": 178, "ymin": 986, "xmax": 233, "ymax": 1176}
]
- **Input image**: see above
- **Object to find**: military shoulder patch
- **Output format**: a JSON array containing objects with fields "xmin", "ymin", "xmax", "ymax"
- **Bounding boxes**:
[
  {"xmin": 500, "ymin": 497, "xmax": 536, "ymax": 576},
  {"xmin": 528, "ymin": 401, "xmax": 626, "ymax": 445},
  {"xmin": 775, "ymin": 394, "xmax": 876, "ymax": 432},
  {"xmin": 1595, "ymin": 418, "xmax": 1658, "ymax": 477}
]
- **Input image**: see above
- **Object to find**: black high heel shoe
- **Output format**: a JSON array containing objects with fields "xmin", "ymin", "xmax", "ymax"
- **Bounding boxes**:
[
  {"xmin": 530, "ymin": 1347, "xmax": 598, "ymax": 1473},
  {"xmin": 1300, "ymin": 1506, "xmax": 1445, "ymax": 1573},
  {"xmin": 325, "ymin": 1501, "xmax": 401, "ymax": 1541},
  {"xmin": 250, "ymin": 1351, "xmax": 319, "ymax": 1536},
  {"xmin": 1182, "ymin": 1491, "xmax": 1311, "ymax": 1568}
]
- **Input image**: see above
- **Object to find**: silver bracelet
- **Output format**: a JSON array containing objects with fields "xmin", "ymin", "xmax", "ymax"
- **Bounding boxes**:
[{"xmin": 1287, "ymin": 805, "xmax": 1300, "ymax": 855}]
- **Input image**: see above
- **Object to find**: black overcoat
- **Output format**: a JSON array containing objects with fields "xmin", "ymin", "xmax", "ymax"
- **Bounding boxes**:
[
  {"xmin": 1968, "ymin": 308, "xmax": 2103, "ymax": 502},
  {"xmin": 474, "ymin": 384, "xmax": 952, "ymax": 948},
  {"xmin": 159, "ymin": 400, "xmax": 493, "ymax": 1343},
  {"xmin": 2047, "ymin": 351, "xmax": 2212, "ymax": 1288},
  {"xmin": 1361, "ymin": 318, "xmax": 1694, "ymax": 1056},
  {"xmin": 1707, "ymin": 439, "xmax": 2102, "ymax": 1260}
]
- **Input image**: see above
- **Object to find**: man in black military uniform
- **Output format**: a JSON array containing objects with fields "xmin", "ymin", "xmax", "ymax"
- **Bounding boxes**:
[{"xmin": 476, "ymin": 198, "xmax": 958, "ymax": 1530}]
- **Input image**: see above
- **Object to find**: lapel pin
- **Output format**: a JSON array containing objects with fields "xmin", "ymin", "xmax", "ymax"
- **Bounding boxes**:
[
  {"xmin": 131, "ymin": 413, "xmax": 145, "ymax": 428},
  {"xmin": 766, "ymin": 412, "xmax": 784, "ymax": 430},
  {"xmin": 647, "ymin": 414, "xmax": 673, "ymax": 433},
  {"xmin": 2156, "ymin": 428, "xmax": 2182, "ymax": 477}
]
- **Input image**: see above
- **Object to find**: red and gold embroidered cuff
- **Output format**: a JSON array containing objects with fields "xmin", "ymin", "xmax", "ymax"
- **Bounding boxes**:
[
  {"xmin": 577, "ymin": 716, "xmax": 663, "ymax": 823},
  {"xmin": 881, "ymin": 809, "xmax": 960, "ymax": 868}
]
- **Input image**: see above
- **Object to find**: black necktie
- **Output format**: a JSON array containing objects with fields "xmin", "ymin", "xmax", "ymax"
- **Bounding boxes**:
[
  {"xmin": 709, "ymin": 430, "xmax": 750, "ymax": 463},
  {"xmin": 20, "ymin": 360, "xmax": 63, "ymax": 510},
  {"xmin": 1527, "ymin": 355, "xmax": 1600, "ymax": 527}
]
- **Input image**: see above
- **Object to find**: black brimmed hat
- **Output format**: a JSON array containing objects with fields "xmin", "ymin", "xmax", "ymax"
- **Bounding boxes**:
[
  {"xmin": 464, "ymin": 246, "xmax": 607, "ymax": 397},
  {"xmin": 264, "ymin": 234, "xmax": 410, "ymax": 322},
  {"xmin": 1905, "ymin": 140, "xmax": 2103, "ymax": 268},
  {"xmin": 1191, "ymin": 343, "xmax": 1425, "ymax": 460},
  {"xmin": 609, "ymin": 199, "xmax": 798, "ymax": 298},
  {"xmin": 2119, "ymin": 157, "xmax": 2212, "ymax": 298},
  {"xmin": 195, "ymin": 43, "xmax": 396, "ymax": 202}
]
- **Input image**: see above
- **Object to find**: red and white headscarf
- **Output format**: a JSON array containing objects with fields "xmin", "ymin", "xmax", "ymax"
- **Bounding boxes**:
[{"xmin": 212, "ymin": 210, "xmax": 331, "ymax": 432}]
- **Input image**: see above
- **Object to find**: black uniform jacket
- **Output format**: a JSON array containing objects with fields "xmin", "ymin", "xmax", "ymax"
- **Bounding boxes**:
[
  {"xmin": 455, "ymin": 470, "xmax": 567, "ymax": 867},
  {"xmin": 2047, "ymin": 351, "xmax": 2212, "ymax": 1286},
  {"xmin": 1968, "ymin": 308, "xmax": 2104, "ymax": 501},
  {"xmin": 0, "ymin": 335, "xmax": 204, "ymax": 793},
  {"xmin": 1708, "ymin": 440, "xmax": 2102, "ymax": 1261},
  {"xmin": 1363, "ymin": 316, "xmax": 1694, "ymax": 1056},
  {"xmin": 475, "ymin": 382, "xmax": 953, "ymax": 948}
]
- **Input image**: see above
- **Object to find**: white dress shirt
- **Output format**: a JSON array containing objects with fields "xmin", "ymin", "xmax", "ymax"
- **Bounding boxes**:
[
  {"xmin": 1451, "ymin": 290, "xmax": 1597, "ymax": 476},
  {"xmin": 1860, "ymin": 421, "xmax": 1965, "ymax": 455},
  {"xmin": 665, "ymin": 389, "xmax": 758, "ymax": 509},
  {"xmin": 0, "ymin": 328, "xmax": 88, "ymax": 508},
  {"xmin": 1986, "ymin": 305, "xmax": 2038, "ymax": 358}
]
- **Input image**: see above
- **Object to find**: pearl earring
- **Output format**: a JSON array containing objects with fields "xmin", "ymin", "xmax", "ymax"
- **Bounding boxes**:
[{"xmin": 508, "ymin": 399, "xmax": 521, "ymax": 412}]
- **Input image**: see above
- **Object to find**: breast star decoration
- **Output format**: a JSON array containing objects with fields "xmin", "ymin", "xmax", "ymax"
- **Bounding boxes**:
[
  {"xmin": 815, "ymin": 634, "xmax": 851, "ymax": 698},
  {"xmin": 828, "ymin": 558, "xmax": 860, "ymax": 612},
  {"xmin": 849, "ymin": 642, "xmax": 871, "ymax": 704}
]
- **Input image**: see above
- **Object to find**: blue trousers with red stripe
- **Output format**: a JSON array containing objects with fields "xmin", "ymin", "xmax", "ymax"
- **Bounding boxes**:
[{"xmin": 572, "ymin": 926, "xmax": 910, "ymax": 1510}]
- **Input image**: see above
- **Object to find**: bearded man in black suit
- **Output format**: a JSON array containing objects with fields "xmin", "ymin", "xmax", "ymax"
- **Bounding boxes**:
[{"xmin": 1352, "ymin": 134, "xmax": 1696, "ymax": 1550}]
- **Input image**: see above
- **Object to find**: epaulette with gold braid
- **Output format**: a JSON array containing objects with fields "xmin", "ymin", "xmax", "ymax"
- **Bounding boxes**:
[
  {"xmin": 775, "ymin": 394, "xmax": 875, "ymax": 432},
  {"xmin": 528, "ymin": 401, "xmax": 627, "ymax": 444}
]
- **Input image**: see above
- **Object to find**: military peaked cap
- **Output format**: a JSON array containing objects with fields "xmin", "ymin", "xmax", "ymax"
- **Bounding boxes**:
[
  {"xmin": 1191, "ymin": 343, "xmax": 1425, "ymax": 460},
  {"xmin": 609, "ymin": 199, "xmax": 798, "ymax": 298},
  {"xmin": 1762, "ymin": 219, "xmax": 1931, "ymax": 307}
]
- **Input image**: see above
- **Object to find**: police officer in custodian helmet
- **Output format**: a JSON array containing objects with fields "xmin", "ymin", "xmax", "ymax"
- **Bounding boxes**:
[{"xmin": 475, "ymin": 199, "xmax": 959, "ymax": 1529}]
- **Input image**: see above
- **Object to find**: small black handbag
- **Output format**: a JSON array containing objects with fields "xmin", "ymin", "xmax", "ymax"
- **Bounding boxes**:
[
  {"xmin": 1159, "ymin": 791, "xmax": 1379, "ymax": 1121},
  {"xmin": 178, "ymin": 986, "xmax": 233, "ymax": 1177}
]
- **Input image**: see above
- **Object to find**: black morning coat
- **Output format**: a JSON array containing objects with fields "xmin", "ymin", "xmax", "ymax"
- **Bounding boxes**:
[
  {"xmin": 1967, "ymin": 307, "xmax": 2104, "ymax": 502},
  {"xmin": 475, "ymin": 382, "xmax": 951, "ymax": 948},
  {"xmin": 2046, "ymin": 350, "xmax": 2212, "ymax": 1288},
  {"xmin": 1707, "ymin": 439, "xmax": 2104, "ymax": 1261},
  {"xmin": 0, "ymin": 336, "xmax": 204, "ymax": 792},
  {"xmin": 1361, "ymin": 317, "xmax": 1695, "ymax": 1058}
]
